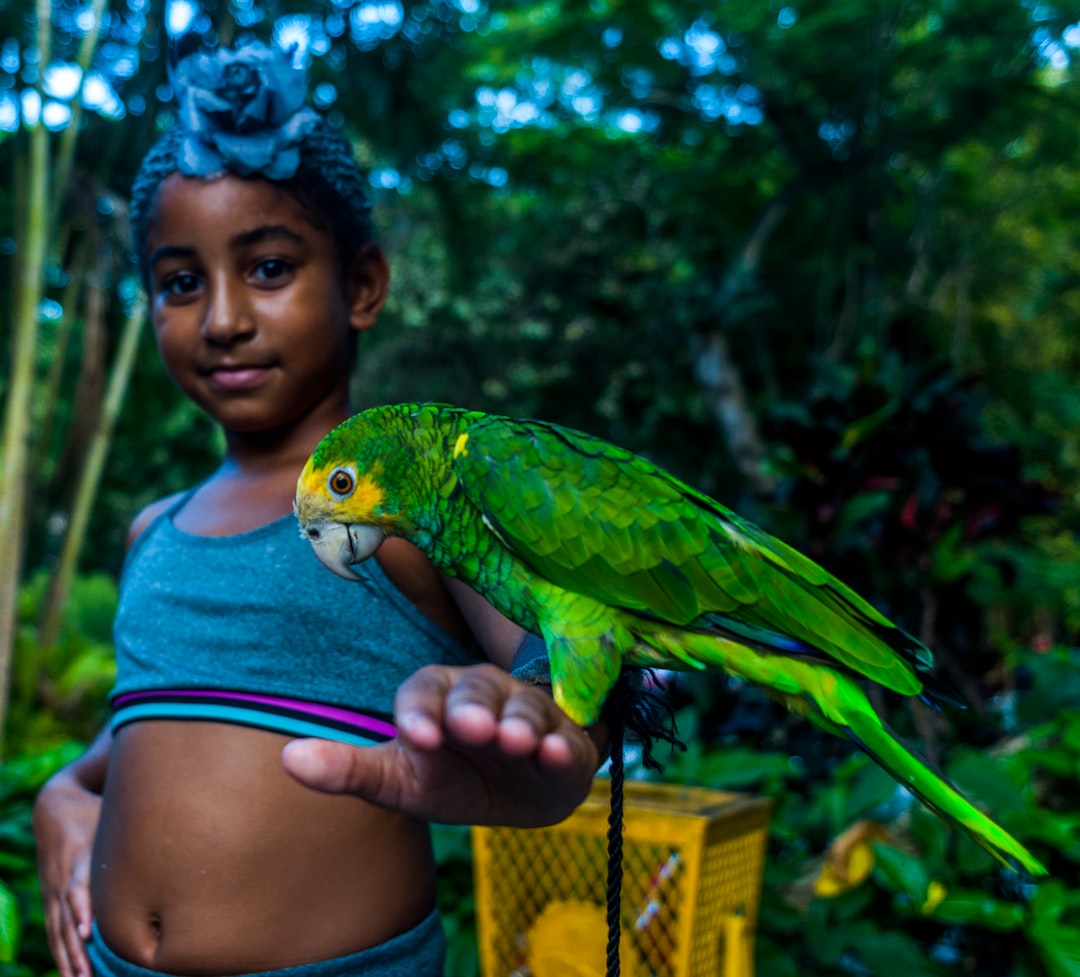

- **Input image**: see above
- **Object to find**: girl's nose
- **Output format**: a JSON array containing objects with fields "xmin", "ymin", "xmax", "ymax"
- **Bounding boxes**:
[{"xmin": 201, "ymin": 280, "xmax": 255, "ymax": 344}]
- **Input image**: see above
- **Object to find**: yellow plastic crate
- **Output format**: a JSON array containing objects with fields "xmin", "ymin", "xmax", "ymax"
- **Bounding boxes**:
[{"xmin": 472, "ymin": 780, "xmax": 772, "ymax": 977}]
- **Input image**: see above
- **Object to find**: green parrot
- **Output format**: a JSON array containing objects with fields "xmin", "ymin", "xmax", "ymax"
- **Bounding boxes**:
[{"xmin": 294, "ymin": 402, "xmax": 1046, "ymax": 876}]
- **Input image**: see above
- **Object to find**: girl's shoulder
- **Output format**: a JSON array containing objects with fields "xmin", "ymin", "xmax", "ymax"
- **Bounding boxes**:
[{"xmin": 126, "ymin": 491, "xmax": 189, "ymax": 549}]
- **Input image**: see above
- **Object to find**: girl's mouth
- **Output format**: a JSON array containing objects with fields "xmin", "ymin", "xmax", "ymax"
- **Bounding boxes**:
[{"xmin": 207, "ymin": 365, "xmax": 272, "ymax": 390}]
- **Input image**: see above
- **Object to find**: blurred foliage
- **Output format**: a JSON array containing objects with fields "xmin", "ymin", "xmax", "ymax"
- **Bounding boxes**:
[
  {"xmin": 0, "ymin": 744, "xmax": 83, "ymax": 977},
  {"xmin": 433, "ymin": 824, "xmax": 482, "ymax": 977},
  {"xmin": 7, "ymin": 572, "xmax": 116, "ymax": 757},
  {"xmin": 3, "ymin": 0, "xmax": 1080, "ymax": 973},
  {"xmin": 762, "ymin": 354, "xmax": 1064, "ymax": 677}
]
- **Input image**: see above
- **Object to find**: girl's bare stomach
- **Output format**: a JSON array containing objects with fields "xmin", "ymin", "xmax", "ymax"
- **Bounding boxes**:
[{"xmin": 92, "ymin": 721, "xmax": 436, "ymax": 976}]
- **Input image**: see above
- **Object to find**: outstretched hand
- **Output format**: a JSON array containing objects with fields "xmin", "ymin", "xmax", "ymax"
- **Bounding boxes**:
[{"xmin": 281, "ymin": 663, "xmax": 604, "ymax": 827}]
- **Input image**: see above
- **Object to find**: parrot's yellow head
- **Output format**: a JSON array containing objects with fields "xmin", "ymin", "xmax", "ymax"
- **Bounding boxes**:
[
  {"xmin": 294, "ymin": 454, "xmax": 393, "ymax": 582},
  {"xmin": 295, "ymin": 403, "xmax": 455, "ymax": 580}
]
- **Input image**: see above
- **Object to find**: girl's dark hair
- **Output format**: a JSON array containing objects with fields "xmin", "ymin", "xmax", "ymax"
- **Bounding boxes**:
[{"xmin": 130, "ymin": 116, "xmax": 374, "ymax": 276}]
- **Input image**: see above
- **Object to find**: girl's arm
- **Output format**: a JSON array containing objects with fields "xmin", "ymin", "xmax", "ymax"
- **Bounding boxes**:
[
  {"xmin": 33, "ymin": 726, "xmax": 111, "ymax": 977},
  {"xmin": 439, "ymin": 577, "xmax": 529, "ymax": 669}
]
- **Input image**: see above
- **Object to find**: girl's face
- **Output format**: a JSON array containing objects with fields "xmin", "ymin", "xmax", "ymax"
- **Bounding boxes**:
[{"xmin": 145, "ymin": 173, "xmax": 386, "ymax": 438}]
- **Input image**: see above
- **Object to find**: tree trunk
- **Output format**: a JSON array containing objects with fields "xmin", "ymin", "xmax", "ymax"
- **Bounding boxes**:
[
  {"xmin": 0, "ymin": 0, "xmax": 52, "ymax": 754},
  {"xmin": 690, "ymin": 190, "xmax": 796, "ymax": 499},
  {"xmin": 691, "ymin": 331, "xmax": 775, "ymax": 499}
]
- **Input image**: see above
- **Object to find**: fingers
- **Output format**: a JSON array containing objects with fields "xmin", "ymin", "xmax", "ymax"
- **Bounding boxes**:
[
  {"xmin": 43, "ymin": 900, "xmax": 70, "ymax": 977},
  {"xmin": 394, "ymin": 666, "xmax": 453, "ymax": 750},
  {"xmin": 43, "ymin": 885, "xmax": 93, "ymax": 977},
  {"xmin": 280, "ymin": 662, "xmax": 569, "ymax": 793},
  {"xmin": 69, "ymin": 859, "xmax": 93, "ymax": 941},
  {"xmin": 62, "ymin": 907, "xmax": 93, "ymax": 977},
  {"xmin": 396, "ymin": 663, "xmax": 572, "ymax": 756}
]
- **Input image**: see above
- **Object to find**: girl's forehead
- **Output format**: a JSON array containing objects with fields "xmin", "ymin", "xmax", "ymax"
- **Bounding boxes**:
[{"xmin": 148, "ymin": 172, "xmax": 322, "ymax": 243}]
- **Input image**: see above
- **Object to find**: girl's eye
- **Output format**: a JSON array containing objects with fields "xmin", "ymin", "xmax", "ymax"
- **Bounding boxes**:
[
  {"xmin": 160, "ymin": 272, "xmax": 200, "ymax": 297},
  {"xmin": 252, "ymin": 258, "xmax": 293, "ymax": 284}
]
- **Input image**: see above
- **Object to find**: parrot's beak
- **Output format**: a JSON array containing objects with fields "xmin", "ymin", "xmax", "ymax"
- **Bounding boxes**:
[{"xmin": 300, "ymin": 520, "xmax": 386, "ymax": 582}]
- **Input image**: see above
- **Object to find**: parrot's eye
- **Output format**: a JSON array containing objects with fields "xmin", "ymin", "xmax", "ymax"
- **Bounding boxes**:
[{"xmin": 328, "ymin": 468, "xmax": 355, "ymax": 497}]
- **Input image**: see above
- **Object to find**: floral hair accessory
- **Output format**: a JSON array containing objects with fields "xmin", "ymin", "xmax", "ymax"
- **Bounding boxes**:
[
  {"xmin": 131, "ymin": 40, "xmax": 373, "ymax": 277},
  {"xmin": 172, "ymin": 39, "xmax": 319, "ymax": 180}
]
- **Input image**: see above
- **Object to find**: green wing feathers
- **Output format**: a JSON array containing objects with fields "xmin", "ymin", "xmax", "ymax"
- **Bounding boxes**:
[
  {"xmin": 446, "ymin": 410, "xmax": 1044, "ymax": 874},
  {"xmin": 456, "ymin": 415, "xmax": 931, "ymax": 699}
]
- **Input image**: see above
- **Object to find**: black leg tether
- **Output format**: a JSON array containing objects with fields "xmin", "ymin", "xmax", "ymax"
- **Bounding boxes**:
[
  {"xmin": 605, "ymin": 703, "xmax": 625, "ymax": 977},
  {"xmin": 600, "ymin": 668, "xmax": 683, "ymax": 977}
]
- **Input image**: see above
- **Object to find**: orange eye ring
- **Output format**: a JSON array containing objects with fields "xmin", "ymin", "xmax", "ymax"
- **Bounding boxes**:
[{"xmin": 329, "ymin": 468, "xmax": 354, "ymax": 497}]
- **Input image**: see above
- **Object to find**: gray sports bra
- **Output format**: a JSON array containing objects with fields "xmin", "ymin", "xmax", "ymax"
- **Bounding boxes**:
[{"xmin": 109, "ymin": 495, "xmax": 475, "ymax": 745}]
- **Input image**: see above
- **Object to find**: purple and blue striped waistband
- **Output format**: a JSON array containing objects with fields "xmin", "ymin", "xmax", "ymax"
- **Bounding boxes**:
[{"xmin": 110, "ymin": 689, "xmax": 396, "ymax": 747}]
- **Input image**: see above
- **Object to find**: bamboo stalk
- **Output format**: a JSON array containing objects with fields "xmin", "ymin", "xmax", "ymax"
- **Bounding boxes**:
[
  {"xmin": 48, "ymin": 0, "xmax": 109, "ymax": 238},
  {"xmin": 9, "ymin": 125, "xmax": 27, "ymax": 344},
  {"xmin": 37, "ymin": 289, "xmax": 146, "ymax": 650},
  {"xmin": 0, "ymin": 0, "xmax": 53, "ymax": 753}
]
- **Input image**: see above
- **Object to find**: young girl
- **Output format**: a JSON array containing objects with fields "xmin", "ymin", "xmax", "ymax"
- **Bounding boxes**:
[{"xmin": 32, "ymin": 41, "xmax": 604, "ymax": 977}]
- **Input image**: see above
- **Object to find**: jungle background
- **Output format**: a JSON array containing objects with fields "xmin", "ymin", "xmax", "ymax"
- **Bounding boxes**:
[{"xmin": 2, "ymin": 0, "xmax": 1080, "ymax": 974}]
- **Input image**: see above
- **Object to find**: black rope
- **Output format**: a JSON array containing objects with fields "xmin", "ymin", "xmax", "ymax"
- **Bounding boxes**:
[
  {"xmin": 605, "ymin": 702, "xmax": 625, "ymax": 977},
  {"xmin": 599, "ymin": 668, "xmax": 685, "ymax": 977}
]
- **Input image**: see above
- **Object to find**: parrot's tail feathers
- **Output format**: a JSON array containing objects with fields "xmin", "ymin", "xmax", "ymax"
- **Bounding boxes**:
[
  {"xmin": 696, "ymin": 612, "xmax": 966, "ymax": 708},
  {"xmin": 869, "ymin": 623, "xmax": 967, "ymax": 708},
  {"xmin": 842, "ymin": 708, "xmax": 1047, "ymax": 876},
  {"xmin": 912, "ymin": 656, "xmax": 968, "ymax": 710},
  {"xmin": 724, "ymin": 519, "xmax": 968, "ymax": 708}
]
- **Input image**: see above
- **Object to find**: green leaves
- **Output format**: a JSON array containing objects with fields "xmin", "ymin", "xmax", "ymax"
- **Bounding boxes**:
[
  {"xmin": 0, "ymin": 882, "xmax": 19, "ymax": 964},
  {"xmin": 929, "ymin": 887, "xmax": 1025, "ymax": 931},
  {"xmin": 0, "ymin": 741, "xmax": 82, "ymax": 974},
  {"xmin": 666, "ymin": 740, "xmax": 799, "ymax": 790},
  {"xmin": 1029, "ymin": 882, "xmax": 1080, "ymax": 977},
  {"xmin": 871, "ymin": 843, "xmax": 932, "ymax": 909}
]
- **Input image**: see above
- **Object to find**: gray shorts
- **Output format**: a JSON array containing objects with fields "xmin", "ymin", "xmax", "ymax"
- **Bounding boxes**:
[{"xmin": 87, "ymin": 909, "xmax": 446, "ymax": 977}]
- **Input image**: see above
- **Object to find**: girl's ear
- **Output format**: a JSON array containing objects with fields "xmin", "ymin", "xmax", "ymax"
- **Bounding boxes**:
[{"xmin": 346, "ymin": 244, "xmax": 390, "ymax": 332}]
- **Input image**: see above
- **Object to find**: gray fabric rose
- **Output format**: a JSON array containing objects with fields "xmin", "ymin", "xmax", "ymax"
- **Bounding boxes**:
[{"xmin": 172, "ymin": 40, "xmax": 319, "ymax": 180}]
